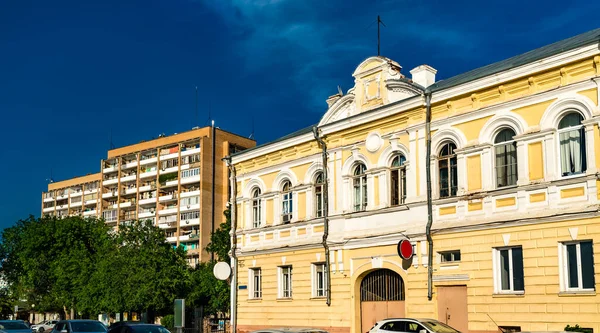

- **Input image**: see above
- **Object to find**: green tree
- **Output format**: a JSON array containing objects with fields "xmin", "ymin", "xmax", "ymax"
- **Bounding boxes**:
[
  {"xmin": 187, "ymin": 209, "xmax": 231, "ymax": 315},
  {"xmin": 0, "ymin": 215, "xmax": 113, "ymax": 317},
  {"xmin": 0, "ymin": 287, "xmax": 15, "ymax": 319}
]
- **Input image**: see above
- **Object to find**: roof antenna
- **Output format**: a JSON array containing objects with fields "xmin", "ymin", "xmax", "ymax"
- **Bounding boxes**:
[
  {"xmin": 249, "ymin": 116, "xmax": 255, "ymax": 140},
  {"xmin": 46, "ymin": 168, "xmax": 54, "ymax": 184},
  {"xmin": 377, "ymin": 15, "xmax": 386, "ymax": 56},
  {"xmin": 205, "ymin": 99, "xmax": 212, "ymax": 127}
]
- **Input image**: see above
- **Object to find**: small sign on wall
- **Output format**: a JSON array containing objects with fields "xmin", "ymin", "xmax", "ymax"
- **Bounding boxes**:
[{"xmin": 238, "ymin": 285, "xmax": 247, "ymax": 290}]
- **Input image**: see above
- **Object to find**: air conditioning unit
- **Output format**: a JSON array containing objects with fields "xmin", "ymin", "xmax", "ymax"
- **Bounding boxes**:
[
  {"xmin": 185, "ymin": 220, "xmax": 190, "ymax": 225},
  {"xmin": 187, "ymin": 205, "xmax": 190, "ymax": 209}
]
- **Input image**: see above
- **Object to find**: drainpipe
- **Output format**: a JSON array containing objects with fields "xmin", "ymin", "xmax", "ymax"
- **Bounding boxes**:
[
  {"xmin": 211, "ymin": 121, "xmax": 216, "ymax": 262},
  {"xmin": 224, "ymin": 156, "xmax": 238, "ymax": 333},
  {"xmin": 424, "ymin": 91, "xmax": 434, "ymax": 301},
  {"xmin": 312, "ymin": 126, "xmax": 331, "ymax": 306}
]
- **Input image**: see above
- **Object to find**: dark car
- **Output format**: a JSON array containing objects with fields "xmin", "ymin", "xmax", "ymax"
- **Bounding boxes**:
[
  {"xmin": 0, "ymin": 320, "xmax": 34, "ymax": 333},
  {"xmin": 250, "ymin": 329, "xmax": 328, "ymax": 333},
  {"xmin": 107, "ymin": 323, "xmax": 169, "ymax": 333},
  {"xmin": 50, "ymin": 320, "xmax": 107, "ymax": 333},
  {"xmin": 107, "ymin": 323, "xmax": 143, "ymax": 332}
]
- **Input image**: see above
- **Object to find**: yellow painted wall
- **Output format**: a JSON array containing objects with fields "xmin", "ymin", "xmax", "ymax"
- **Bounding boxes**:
[
  {"xmin": 595, "ymin": 125, "xmax": 600, "ymax": 170},
  {"xmin": 453, "ymin": 116, "xmax": 493, "ymax": 142},
  {"xmin": 512, "ymin": 99, "xmax": 556, "ymax": 128},
  {"xmin": 496, "ymin": 197, "xmax": 516, "ymax": 208},
  {"xmin": 297, "ymin": 192, "xmax": 306, "ymax": 220},
  {"xmin": 237, "ymin": 217, "xmax": 600, "ymax": 333},
  {"xmin": 560, "ymin": 187, "xmax": 585, "ymax": 199},
  {"xmin": 290, "ymin": 163, "xmax": 312, "ymax": 183},
  {"xmin": 373, "ymin": 176, "xmax": 380, "ymax": 206},
  {"xmin": 528, "ymin": 142, "xmax": 545, "ymax": 181},
  {"xmin": 468, "ymin": 201, "xmax": 483, "ymax": 211},
  {"xmin": 578, "ymin": 88, "xmax": 598, "ymax": 105},
  {"xmin": 529, "ymin": 192, "xmax": 546, "ymax": 203},
  {"xmin": 265, "ymin": 199, "xmax": 274, "ymax": 225},
  {"xmin": 467, "ymin": 154, "xmax": 482, "ymax": 191},
  {"xmin": 439, "ymin": 206, "xmax": 456, "ymax": 215}
]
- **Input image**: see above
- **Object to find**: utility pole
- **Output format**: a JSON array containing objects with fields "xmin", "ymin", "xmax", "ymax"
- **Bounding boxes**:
[{"xmin": 377, "ymin": 15, "xmax": 386, "ymax": 56}]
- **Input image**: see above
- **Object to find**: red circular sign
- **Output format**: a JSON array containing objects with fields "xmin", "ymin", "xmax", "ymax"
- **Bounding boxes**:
[{"xmin": 398, "ymin": 239, "xmax": 413, "ymax": 260}]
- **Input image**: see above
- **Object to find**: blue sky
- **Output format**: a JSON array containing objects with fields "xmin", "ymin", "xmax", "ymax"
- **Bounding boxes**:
[{"xmin": 1, "ymin": 0, "xmax": 599, "ymax": 230}]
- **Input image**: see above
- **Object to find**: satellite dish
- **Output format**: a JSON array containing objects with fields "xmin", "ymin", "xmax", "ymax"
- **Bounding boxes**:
[{"xmin": 213, "ymin": 262, "xmax": 231, "ymax": 281}]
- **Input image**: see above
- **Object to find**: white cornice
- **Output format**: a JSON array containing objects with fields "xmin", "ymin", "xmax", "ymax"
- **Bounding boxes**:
[{"xmin": 431, "ymin": 43, "xmax": 600, "ymax": 103}]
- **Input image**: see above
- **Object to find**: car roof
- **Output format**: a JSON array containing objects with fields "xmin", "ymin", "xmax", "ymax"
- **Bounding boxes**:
[
  {"xmin": 0, "ymin": 320, "xmax": 26, "ymax": 322},
  {"xmin": 250, "ymin": 329, "xmax": 329, "ymax": 333}
]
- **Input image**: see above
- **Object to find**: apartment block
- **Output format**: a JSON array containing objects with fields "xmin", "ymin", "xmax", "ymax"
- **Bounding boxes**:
[{"xmin": 42, "ymin": 126, "xmax": 255, "ymax": 265}]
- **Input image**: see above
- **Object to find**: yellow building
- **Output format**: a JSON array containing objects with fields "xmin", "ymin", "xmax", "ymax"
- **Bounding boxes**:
[
  {"xmin": 42, "ymin": 125, "xmax": 255, "ymax": 264},
  {"xmin": 229, "ymin": 28, "xmax": 600, "ymax": 333}
]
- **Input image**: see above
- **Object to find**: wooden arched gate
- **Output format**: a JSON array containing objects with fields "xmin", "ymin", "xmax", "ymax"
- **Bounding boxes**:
[{"xmin": 360, "ymin": 269, "xmax": 405, "ymax": 333}]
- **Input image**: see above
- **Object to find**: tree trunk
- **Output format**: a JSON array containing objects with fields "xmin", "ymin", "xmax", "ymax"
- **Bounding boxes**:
[
  {"xmin": 70, "ymin": 308, "xmax": 74, "ymax": 320},
  {"xmin": 63, "ymin": 306, "xmax": 69, "ymax": 320}
]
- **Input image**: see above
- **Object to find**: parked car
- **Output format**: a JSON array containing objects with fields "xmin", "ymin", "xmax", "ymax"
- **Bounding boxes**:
[
  {"xmin": 107, "ymin": 323, "xmax": 169, "ymax": 333},
  {"xmin": 50, "ymin": 320, "xmax": 107, "ymax": 333},
  {"xmin": 0, "ymin": 320, "xmax": 34, "ymax": 333},
  {"xmin": 368, "ymin": 318, "xmax": 461, "ymax": 333},
  {"xmin": 106, "ymin": 323, "xmax": 142, "ymax": 332},
  {"xmin": 250, "ymin": 329, "xmax": 328, "ymax": 333},
  {"xmin": 32, "ymin": 321, "xmax": 59, "ymax": 333}
]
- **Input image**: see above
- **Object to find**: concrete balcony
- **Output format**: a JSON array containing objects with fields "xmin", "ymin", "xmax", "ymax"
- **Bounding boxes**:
[
  {"xmin": 139, "ymin": 211, "xmax": 155, "ymax": 219},
  {"xmin": 70, "ymin": 191, "xmax": 83, "ymax": 197},
  {"xmin": 43, "ymin": 197, "xmax": 55, "ymax": 203},
  {"xmin": 138, "ymin": 185, "xmax": 155, "ymax": 192},
  {"xmin": 83, "ymin": 210, "xmax": 97, "ymax": 216},
  {"xmin": 102, "ymin": 192, "xmax": 117, "ymax": 199},
  {"xmin": 140, "ymin": 156, "xmax": 158, "ymax": 165},
  {"xmin": 180, "ymin": 190, "xmax": 200, "ymax": 198},
  {"xmin": 43, "ymin": 207, "xmax": 54, "ymax": 213},
  {"xmin": 161, "ymin": 152, "xmax": 179, "ymax": 160},
  {"xmin": 166, "ymin": 236, "xmax": 177, "ymax": 243},
  {"xmin": 140, "ymin": 170, "xmax": 157, "ymax": 179},
  {"xmin": 122, "ymin": 161, "xmax": 138, "ymax": 170},
  {"xmin": 120, "ymin": 174, "xmax": 137, "ymax": 183},
  {"xmin": 160, "ymin": 166, "xmax": 178, "ymax": 175},
  {"xmin": 84, "ymin": 188, "xmax": 99, "ymax": 195},
  {"xmin": 181, "ymin": 175, "xmax": 200, "ymax": 185},
  {"xmin": 70, "ymin": 202, "xmax": 82, "ymax": 208},
  {"xmin": 159, "ymin": 221, "xmax": 177, "ymax": 229},
  {"xmin": 181, "ymin": 147, "xmax": 200, "ymax": 156},
  {"xmin": 158, "ymin": 207, "xmax": 178, "ymax": 215},
  {"xmin": 139, "ymin": 197, "xmax": 157, "ymax": 205},
  {"xmin": 103, "ymin": 178, "xmax": 118, "ymax": 186},
  {"xmin": 119, "ymin": 201, "xmax": 134, "ymax": 208},
  {"xmin": 84, "ymin": 199, "xmax": 97, "ymax": 205},
  {"xmin": 56, "ymin": 193, "xmax": 69, "ymax": 201},
  {"xmin": 180, "ymin": 218, "xmax": 200, "ymax": 227},
  {"xmin": 125, "ymin": 187, "xmax": 138, "ymax": 195},
  {"xmin": 180, "ymin": 203, "xmax": 200, "ymax": 212},
  {"xmin": 103, "ymin": 165, "xmax": 118, "ymax": 173},
  {"xmin": 159, "ymin": 194, "xmax": 177, "ymax": 202}
]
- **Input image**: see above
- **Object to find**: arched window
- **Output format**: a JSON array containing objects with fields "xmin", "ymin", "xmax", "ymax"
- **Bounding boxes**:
[
  {"xmin": 558, "ymin": 112, "xmax": 586, "ymax": 176},
  {"xmin": 353, "ymin": 163, "xmax": 367, "ymax": 211},
  {"xmin": 390, "ymin": 154, "xmax": 407, "ymax": 205},
  {"xmin": 252, "ymin": 187, "xmax": 262, "ymax": 228},
  {"xmin": 314, "ymin": 172, "xmax": 325, "ymax": 218},
  {"xmin": 494, "ymin": 128, "xmax": 518, "ymax": 187},
  {"xmin": 281, "ymin": 180, "xmax": 293, "ymax": 224},
  {"xmin": 438, "ymin": 142, "xmax": 457, "ymax": 198}
]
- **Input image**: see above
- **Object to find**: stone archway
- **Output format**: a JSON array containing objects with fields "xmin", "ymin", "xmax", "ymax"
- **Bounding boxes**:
[{"xmin": 360, "ymin": 269, "xmax": 405, "ymax": 333}]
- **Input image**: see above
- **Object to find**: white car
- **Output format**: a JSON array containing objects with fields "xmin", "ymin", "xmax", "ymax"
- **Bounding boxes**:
[
  {"xmin": 31, "ymin": 321, "xmax": 58, "ymax": 333},
  {"xmin": 369, "ymin": 318, "xmax": 461, "ymax": 333}
]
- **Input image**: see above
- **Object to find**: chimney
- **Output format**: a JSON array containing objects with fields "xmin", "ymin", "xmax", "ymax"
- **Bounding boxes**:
[{"xmin": 410, "ymin": 65, "xmax": 437, "ymax": 88}]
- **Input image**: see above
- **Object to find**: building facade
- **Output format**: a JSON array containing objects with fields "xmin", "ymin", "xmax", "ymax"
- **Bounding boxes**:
[
  {"xmin": 42, "ymin": 126, "xmax": 255, "ymax": 264},
  {"xmin": 229, "ymin": 29, "xmax": 600, "ymax": 333}
]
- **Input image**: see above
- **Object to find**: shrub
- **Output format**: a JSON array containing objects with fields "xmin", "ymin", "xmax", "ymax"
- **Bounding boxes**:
[{"xmin": 161, "ymin": 314, "xmax": 174, "ymax": 330}]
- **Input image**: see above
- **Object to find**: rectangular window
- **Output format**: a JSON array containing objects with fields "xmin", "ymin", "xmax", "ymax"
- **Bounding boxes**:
[
  {"xmin": 312, "ymin": 263, "xmax": 327, "ymax": 298},
  {"xmin": 561, "ymin": 241, "xmax": 595, "ymax": 291},
  {"xmin": 103, "ymin": 209, "xmax": 118, "ymax": 222},
  {"xmin": 181, "ymin": 168, "xmax": 200, "ymax": 179},
  {"xmin": 180, "ymin": 211, "xmax": 200, "ymax": 221},
  {"xmin": 249, "ymin": 268, "xmax": 262, "ymax": 299},
  {"xmin": 181, "ymin": 196, "xmax": 200, "ymax": 206},
  {"xmin": 278, "ymin": 266, "xmax": 292, "ymax": 298},
  {"xmin": 439, "ymin": 250, "xmax": 461, "ymax": 263},
  {"xmin": 494, "ymin": 246, "xmax": 524, "ymax": 293}
]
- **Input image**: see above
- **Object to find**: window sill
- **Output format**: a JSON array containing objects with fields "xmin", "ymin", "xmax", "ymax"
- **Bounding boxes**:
[
  {"xmin": 492, "ymin": 292, "xmax": 524, "ymax": 298},
  {"xmin": 558, "ymin": 290, "xmax": 596, "ymax": 296},
  {"xmin": 310, "ymin": 296, "xmax": 327, "ymax": 300},
  {"xmin": 247, "ymin": 298, "xmax": 262, "ymax": 302},
  {"xmin": 276, "ymin": 298, "xmax": 293, "ymax": 301}
]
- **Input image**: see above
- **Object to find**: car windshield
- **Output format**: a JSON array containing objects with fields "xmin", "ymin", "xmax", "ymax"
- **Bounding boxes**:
[
  {"xmin": 421, "ymin": 320, "xmax": 461, "ymax": 333},
  {"xmin": 0, "ymin": 322, "xmax": 29, "ymax": 329},
  {"xmin": 130, "ymin": 326, "xmax": 170, "ymax": 333},
  {"xmin": 70, "ymin": 322, "xmax": 107, "ymax": 333}
]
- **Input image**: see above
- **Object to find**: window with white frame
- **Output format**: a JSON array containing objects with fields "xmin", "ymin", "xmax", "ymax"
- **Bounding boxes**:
[
  {"xmin": 281, "ymin": 180, "xmax": 293, "ymax": 224},
  {"xmin": 314, "ymin": 172, "xmax": 325, "ymax": 218},
  {"xmin": 390, "ymin": 154, "xmax": 407, "ymax": 205},
  {"xmin": 249, "ymin": 268, "xmax": 262, "ymax": 299},
  {"xmin": 439, "ymin": 250, "xmax": 461, "ymax": 263},
  {"xmin": 181, "ymin": 168, "xmax": 200, "ymax": 178},
  {"xmin": 103, "ymin": 209, "xmax": 117, "ymax": 222},
  {"xmin": 252, "ymin": 187, "xmax": 262, "ymax": 228},
  {"xmin": 493, "ymin": 246, "xmax": 524, "ymax": 293},
  {"xmin": 278, "ymin": 266, "xmax": 292, "ymax": 298},
  {"xmin": 494, "ymin": 128, "xmax": 518, "ymax": 187},
  {"xmin": 353, "ymin": 163, "xmax": 367, "ymax": 211},
  {"xmin": 181, "ymin": 196, "xmax": 199, "ymax": 206},
  {"xmin": 312, "ymin": 263, "xmax": 327, "ymax": 298},
  {"xmin": 558, "ymin": 112, "xmax": 587, "ymax": 176},
  {"xmin": 180, "ymin": 211, "xmax": 200, "ymax": 221},
  {"xmin": 560, "ymin": 241, "xmax": 595, "ymax": 291},
  {"xmin": 438, "ymin": 142, "xmax": 458, "ymax": 198}
]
